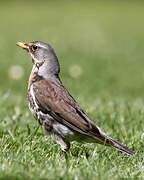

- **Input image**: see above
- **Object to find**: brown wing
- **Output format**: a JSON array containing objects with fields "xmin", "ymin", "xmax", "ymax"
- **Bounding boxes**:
[{"xmin": 32, "ymin": 77, "xmax": 97, "ymax": 135}]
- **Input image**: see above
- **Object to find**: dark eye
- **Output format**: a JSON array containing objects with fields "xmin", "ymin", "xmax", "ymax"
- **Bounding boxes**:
[{"xmin": 31, "ymin": 45, "xmax": 37, "ymax": 51}]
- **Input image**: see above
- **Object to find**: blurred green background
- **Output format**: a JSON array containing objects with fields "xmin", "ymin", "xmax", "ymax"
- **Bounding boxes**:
[
  {"xmin": 0, "ymin": 1, "xmax": 144, "ymax": 179},
  {"xmin": 1, "ymin": 0, "xmax": 144, "ymax": 101}
]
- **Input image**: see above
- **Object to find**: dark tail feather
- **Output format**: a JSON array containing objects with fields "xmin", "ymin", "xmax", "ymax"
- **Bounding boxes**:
[
  {"xmin": 91, "ymin": 125, "xmax": 134, "ymax": 156},
  {"xmin": 106, "ymin": 136, "xmax": 134, "ymax": 156}
]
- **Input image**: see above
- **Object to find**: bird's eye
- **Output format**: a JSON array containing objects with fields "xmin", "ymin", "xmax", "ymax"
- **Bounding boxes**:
[{"xmin": 31, "ymin": 45, "xmax": 37, "ymax": 51}]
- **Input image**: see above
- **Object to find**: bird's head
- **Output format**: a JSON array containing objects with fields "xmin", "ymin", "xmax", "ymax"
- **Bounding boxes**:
[{"xmin": 16, "ymin": 41, "xmax": 60, "ymax": 77}]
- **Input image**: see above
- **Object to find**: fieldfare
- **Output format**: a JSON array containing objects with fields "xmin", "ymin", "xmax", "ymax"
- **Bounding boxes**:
[{"xmin": 16, "ymin": 41, "xmax": 134, "ymax": 156}]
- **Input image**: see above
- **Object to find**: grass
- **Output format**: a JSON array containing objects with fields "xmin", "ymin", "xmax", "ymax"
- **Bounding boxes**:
[{"xmin": 0, "ymin": 0, "xmax": 144, "ymax": 179}]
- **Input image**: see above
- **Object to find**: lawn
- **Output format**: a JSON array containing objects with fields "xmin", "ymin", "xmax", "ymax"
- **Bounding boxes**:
[{"xmin": 0, "ymin": 0, "xmax": 144, "ymax": 179}]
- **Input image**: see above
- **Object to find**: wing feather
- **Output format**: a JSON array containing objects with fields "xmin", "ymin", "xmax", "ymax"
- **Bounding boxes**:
[{"xmin": 33, "ymin": 78, "xmax": 94, "ymax": 134}]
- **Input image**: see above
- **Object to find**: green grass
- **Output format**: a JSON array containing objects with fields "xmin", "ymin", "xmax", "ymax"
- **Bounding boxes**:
[{"xmin": 0, "ymin": 0, "xmax": 144, "ymax": 179}]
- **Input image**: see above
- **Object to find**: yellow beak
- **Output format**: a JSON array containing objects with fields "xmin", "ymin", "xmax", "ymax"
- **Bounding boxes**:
[{"xmin": 16, "ymin": 42, "xmax": 29, "ymax": 50}]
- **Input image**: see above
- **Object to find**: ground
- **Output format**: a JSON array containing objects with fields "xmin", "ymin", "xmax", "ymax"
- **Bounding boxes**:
[{"xmin": 0, "ymin": 1, "xmax": 144, "ymax": 179}]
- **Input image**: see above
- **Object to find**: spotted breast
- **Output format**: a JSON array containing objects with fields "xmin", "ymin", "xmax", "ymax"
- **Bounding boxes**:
[{"xmin": 27, "ymin": 65, "xmax": 54, "ymax": 131}]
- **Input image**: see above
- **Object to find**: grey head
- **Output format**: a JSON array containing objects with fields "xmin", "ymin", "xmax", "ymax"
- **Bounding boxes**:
[{"xmin": 16, "ymin": 41, "xmax": 60, "ymax": 78}]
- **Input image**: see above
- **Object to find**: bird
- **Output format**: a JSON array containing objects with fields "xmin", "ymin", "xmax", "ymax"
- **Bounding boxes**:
[{"xmin": 16, "ymin": 41, "xmax": 134, "ymax": 156}]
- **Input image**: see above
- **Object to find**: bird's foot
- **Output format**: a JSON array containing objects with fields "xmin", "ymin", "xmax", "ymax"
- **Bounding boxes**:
[{"xmin": 61, "ymin": 151, "xmax": 67, "ymax": 158}]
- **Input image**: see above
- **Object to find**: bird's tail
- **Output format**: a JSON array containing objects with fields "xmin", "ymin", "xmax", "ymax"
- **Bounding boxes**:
[
  {"xmin": 91, "ymin": 125, "xmax": 134, "ymax": 156},
  {"xmin": 105, "ymin": 136, "xmax": 134, "ymax": 156}
]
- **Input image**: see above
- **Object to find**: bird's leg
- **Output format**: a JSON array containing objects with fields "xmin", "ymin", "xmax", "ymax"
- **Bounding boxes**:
[
  {"xmin": 60, "ymin": 141, "xmax": 70, "ymax": 157},
  {"xmin": 56, "ymin": 138, "xmax": 70, "ymax": 157},
  {"xmin": 52, "ymin": 133, "xmax": 71, "ymax": 157}
]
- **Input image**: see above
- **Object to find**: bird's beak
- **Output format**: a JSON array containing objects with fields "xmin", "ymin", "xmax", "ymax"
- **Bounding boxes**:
[{"xmin": 16, "ymin": 42, "xmax": 29, "ymax": 50}]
